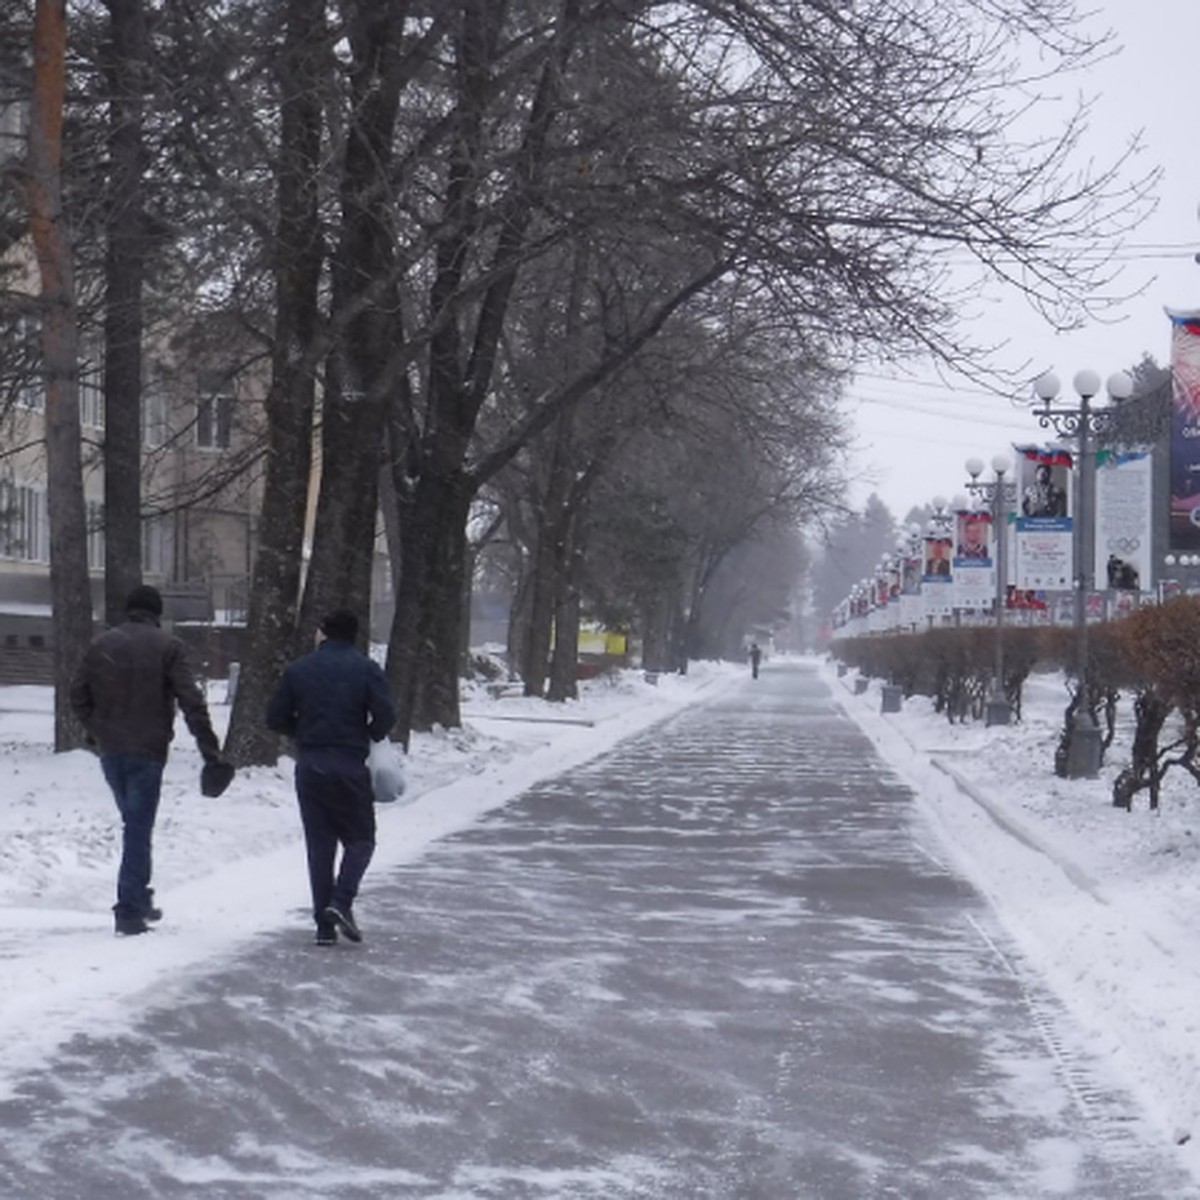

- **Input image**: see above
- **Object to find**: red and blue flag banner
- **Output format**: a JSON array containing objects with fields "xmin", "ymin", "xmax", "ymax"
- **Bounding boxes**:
[
  {"xmin": 1015, "ymin": 445, "xmax": 1074, "ymax": 469},
  {"xmin": 1168, "ymin": 309, "xmax": 1200, "ymax": 551}
]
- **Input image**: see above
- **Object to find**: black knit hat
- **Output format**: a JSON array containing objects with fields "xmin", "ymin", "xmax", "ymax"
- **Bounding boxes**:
[
  {"xmin": 125, "ymin": 584, "xmax": 164, "ymax": 616},
  {"xmin": 320, "ymin": 608, "xmax": 359, "ymax": 642}
]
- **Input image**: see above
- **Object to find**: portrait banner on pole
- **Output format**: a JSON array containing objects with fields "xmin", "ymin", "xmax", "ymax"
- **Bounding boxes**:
[
  {"xmin": 1168, "ymin": 309, "xmax": 1200, "ymax": 551},
  {"xmin": 922, "ymin": 533, "xmax": 953, "ymax": 582},
  {"xmin": 1016, "ymin": 446, "xmax": 1071, "ymax": 519},
  {"xmin": 952, "ymin": 510, "xmax": 994, "ymax": 609},
  {"xmin": 1014, "ymin": 446, "xmax": 1074, "ymax": 590}
]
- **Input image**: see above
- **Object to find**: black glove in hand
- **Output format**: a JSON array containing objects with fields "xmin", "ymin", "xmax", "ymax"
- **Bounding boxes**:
[{"xmin": 200, "ymin": 759, "xmax": 236, "ymax": 798}]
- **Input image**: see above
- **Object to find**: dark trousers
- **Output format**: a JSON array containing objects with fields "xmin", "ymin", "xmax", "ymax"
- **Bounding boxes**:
[
  {"xmin": 100, "ymin": 753, "xmax": 165, "ymax": 918},
  {"xmin": 295, "ymin": 749, "xmax": 376, "ymax": 923}
]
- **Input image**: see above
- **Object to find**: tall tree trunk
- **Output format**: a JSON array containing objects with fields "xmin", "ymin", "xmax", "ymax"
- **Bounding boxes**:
[
  {"xmin": 504, "ymin": 549, "xmax": 533, "ymax": 683},
  {"xmin": 298, "ymin": 3, "xmax": 402, "ymax": 646},
  {"xmin": 519, "ymin": 534, "xmax": 556, "ymax": 697},
  {"xmin": 298, "ymin": 353, "xmax": 382, "ymax": 636},
  {"xmin": 642, "ymin": 591, "xmax": 680, "ymax": 674},
  {"xmin": 387, "ymin": 0, "xmax": 580, "ymax": 734},
  {"xmin": 546, "ymin": 536, "xmax": 581, "ymax": 702},
  {"xmin": 26, "ymin": 0, "xmax": 93, "ymax": 751},
  {"xmin": 388, "ymin": 467, "xmax": 472, "ymax": 741},
  {"xmin": 518, "ymin": 235, "xmax": 586, "ymax": 697},
  {"xmin": 100, "ymin": 0, "xmax": 148, "ymax": 624},
  {"xmin": 224, "ymin": 0, "xmax": 324, "ymax": 766}
]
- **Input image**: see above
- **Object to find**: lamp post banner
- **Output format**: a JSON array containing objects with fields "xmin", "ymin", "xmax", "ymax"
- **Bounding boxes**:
[
  {"xmin": 922, "ymin": 533, "xmax": 953, "ymax": 582},
  {"xmin": 953, "ymin": 510, "xmax": 993, "ymax": 567},
  {"xmin": 952, "ymin": 510, "xmax": 994, "ymax": 608},
  {"xmin": 1015, "ymin": 517, "xmax": 1072, "ymax": 590},
  {"xmin": 1094, "ymin": 449, "xmax": 1151, "ymax": 594},
  {"xmin": 1014, "ymin": 447, "xmax": 1073, "ymax": 589},
  {"xmin": 1015, "ymin": 447, "xmax": 1072, "ymax": 518},
  {"xmin": 1168, "ymin": 309, "xmax": 1200, "ymax": 551}
]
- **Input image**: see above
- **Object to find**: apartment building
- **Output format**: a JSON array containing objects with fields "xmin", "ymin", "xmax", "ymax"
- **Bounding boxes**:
[{"xmin": 0, "ymin": 310, "xmax": 265, "ymax": 683}]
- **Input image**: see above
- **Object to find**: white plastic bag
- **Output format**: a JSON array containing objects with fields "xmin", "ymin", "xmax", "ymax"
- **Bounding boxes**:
[{"xmin": 367, "ymin": 738, "xmax": 407, "ymax": 803}]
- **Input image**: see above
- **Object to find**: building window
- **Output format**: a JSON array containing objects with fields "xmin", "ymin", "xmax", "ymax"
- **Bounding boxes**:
[
  {"xmin": 0, "ymin": 99, "xmax": 29, "ymax": 162},
  {"xmin": 14, "ymin": 316, "xmax": 42, "ymax": 412},
  {"xmin": 79, "ymin": 350, "xmax": 105, "ymax": 430},
  {"xmin": 85, "ymin": 499, "xmax": 105, "ymax": 571},
  {"xmin": 142, "ymin": 513, "xmax": 173, "ymax": 577},
  {"xmin": 5, "ymin": 324, "xmax": 107, "ymax": 421},
  {"xmin": 142, "ymin": 388, "xmax": 168, "ymax": 448},
  {"xmin": 0, "ymin": 481, "xmax": 49, "ymax": 562},
  {"xmin": 196, "ymin": 377, "xmax": 234, "ymax": 450}
]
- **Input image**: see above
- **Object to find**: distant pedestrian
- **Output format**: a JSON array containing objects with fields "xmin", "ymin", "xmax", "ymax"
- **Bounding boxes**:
[
  {"xmin": 266, "ymin": 609, "xmax": 395, "ymax": 946},
  {"xmin": 749, "ymin": 642, "xmax": 762, "ymax": 680},
  {"xmin": 70, "ymin": 584, "xmax": 228, "ymax": 936}
]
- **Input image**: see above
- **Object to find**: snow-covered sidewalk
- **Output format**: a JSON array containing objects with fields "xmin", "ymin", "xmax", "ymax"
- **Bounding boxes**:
[
  {"xmin": 825, "ymin": 657, "xmax": 1200, "ymax": 1172},
  {"xmin": 4, "ymin": 653, "xmax": 1199, "ymax": 1188},
  {"xmin": 0, "ymin": 662, "xmax": 740, "ymax": 1091}
]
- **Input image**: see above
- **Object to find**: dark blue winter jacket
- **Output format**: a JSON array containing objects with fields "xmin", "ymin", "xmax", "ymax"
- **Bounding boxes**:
[{"xmin": 265, "ymin": 638, "xmax": 395, "ymax": 757}]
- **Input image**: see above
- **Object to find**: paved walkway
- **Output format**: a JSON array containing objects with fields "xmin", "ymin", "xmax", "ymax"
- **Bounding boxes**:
[{"xmin": 0, "ymin": 663, "xmax": 1193, "ymax": 1198}]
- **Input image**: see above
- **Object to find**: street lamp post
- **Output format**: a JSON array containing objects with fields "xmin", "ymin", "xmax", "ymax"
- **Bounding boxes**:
[
  {"xmin": 896, "ymin": 522, "xmax": 924, "ymax": 633},
  {"xmin": 1163, "ymin": 553, "xmax": 1200, "ymax": 600},
  {"xmin": 1030, "ymin": 368, "xmax": 1133, "ymax": 778},
  {"xmin": 965, "ymin": 454, "xmax": 1014, "ymax": 726}
]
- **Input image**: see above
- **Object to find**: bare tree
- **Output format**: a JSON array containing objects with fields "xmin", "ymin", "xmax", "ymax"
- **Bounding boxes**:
[
  {"xmin": 224, "ymin": 0, "xmax": 327, "ymax": 766},
  {"xmin": 99, "ymin": 0, "xmax": 149, "ymax": 624},
  {"xmin": 24, "ymin": 0, "xmax": 93, "ymax": 749},
  {"xmin": 29, "ymin": 0, "xmax": 1149, "ymax": 757},
  {"xmin": 296, "ymin": 0, "xmax": 421, "ymax": 638}
]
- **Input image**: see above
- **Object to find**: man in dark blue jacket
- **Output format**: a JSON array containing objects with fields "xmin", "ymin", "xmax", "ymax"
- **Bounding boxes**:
[{"xmin": 266, "ymin": 609, "xmax": 395, "ymax": 946}]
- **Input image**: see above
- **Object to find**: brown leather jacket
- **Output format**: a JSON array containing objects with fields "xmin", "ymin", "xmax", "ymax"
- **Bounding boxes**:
[{"xmin": 69, "ymin": 612, "xmax": 220, "ymax": 763}]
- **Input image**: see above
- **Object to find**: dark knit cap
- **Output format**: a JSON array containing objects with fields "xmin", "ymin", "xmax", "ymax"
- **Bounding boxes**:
[
  {"xmin": 125, "ymin": 584, "xmax": 164, "ymax": 616},
  {"xmin": 320, "ymin": 608, "xmax": 359, "ymax": 642}
]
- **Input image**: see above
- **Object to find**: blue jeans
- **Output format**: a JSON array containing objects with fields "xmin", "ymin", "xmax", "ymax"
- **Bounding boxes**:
[
  {"xmin": 295, "ymin": 748, "xmax": 376, "ymax": 923},
  {"xmin": 100, "ymin": 753, "xmax": 165, "ymax": 918}
]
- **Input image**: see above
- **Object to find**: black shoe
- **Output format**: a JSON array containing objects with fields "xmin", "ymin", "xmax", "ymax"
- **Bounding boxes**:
[
  {"xmin": 115, "ymin": 914, "xmax": 151, "ymax": 936},
  {"xmin": 323, "ymin": 902, "xmax": 362, "ymax": 943},
  {"xmin": 315, "ymin": 923, "xmax": 338, "ymax": 946},
  {"xmin": 144, "ymin": 890, "xmax": 163, "ymax": 922}
]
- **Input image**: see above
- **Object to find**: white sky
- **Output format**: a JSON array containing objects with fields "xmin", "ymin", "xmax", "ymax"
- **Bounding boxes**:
[
  {"xmin": 847, "ymin": 0, "xmax": 1200, "ymax": 518},
  {"xmin": 2, "ymin": 661, "xmax": 1198, "ymax": 1188}
]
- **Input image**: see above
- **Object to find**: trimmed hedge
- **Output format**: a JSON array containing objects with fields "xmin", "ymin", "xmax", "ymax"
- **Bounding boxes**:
[{"xmin": 832, "ymin": 598, "xmax": 1200, "ymax": 809}]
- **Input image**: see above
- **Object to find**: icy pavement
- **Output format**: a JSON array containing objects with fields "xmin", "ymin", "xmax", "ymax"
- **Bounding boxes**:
[{"xmin": 0, "ymin": 664, "xmax": 1192, "ymax": 1197}]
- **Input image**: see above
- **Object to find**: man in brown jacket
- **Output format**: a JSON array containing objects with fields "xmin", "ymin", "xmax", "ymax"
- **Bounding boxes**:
[{"xmin": 70, "ymin": 584, "xmax": 228, "ymax": 935}]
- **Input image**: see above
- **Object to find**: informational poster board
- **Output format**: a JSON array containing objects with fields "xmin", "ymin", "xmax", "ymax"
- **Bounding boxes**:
[{"xmin": 1094, "ymin": 450, "xmax": 1151, "ymax": 594}]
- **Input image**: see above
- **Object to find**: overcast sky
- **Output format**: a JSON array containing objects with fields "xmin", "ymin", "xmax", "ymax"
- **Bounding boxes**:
[{"xmin": 846, "ymin": 0, "xmax": 1200, "ymax": 519}]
